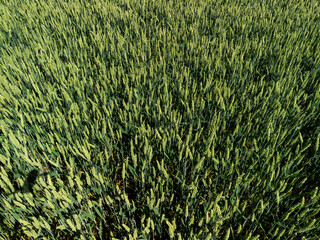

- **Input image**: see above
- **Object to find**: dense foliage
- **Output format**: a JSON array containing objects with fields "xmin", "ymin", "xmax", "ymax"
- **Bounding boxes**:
[{"xmin": 0, "ymin": 0, "xmax": 319, "ymax": 239}]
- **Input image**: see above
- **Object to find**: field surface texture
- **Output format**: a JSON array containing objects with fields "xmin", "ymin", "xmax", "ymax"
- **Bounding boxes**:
[{"xmin": 0, "ymin": 0, "xmax": 320, "ymax": 239}]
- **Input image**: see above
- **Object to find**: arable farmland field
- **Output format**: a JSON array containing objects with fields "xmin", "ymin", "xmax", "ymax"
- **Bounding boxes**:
[{"xmin": 0, "ymin": 0, "xmax": 320, "ymax": 239}]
